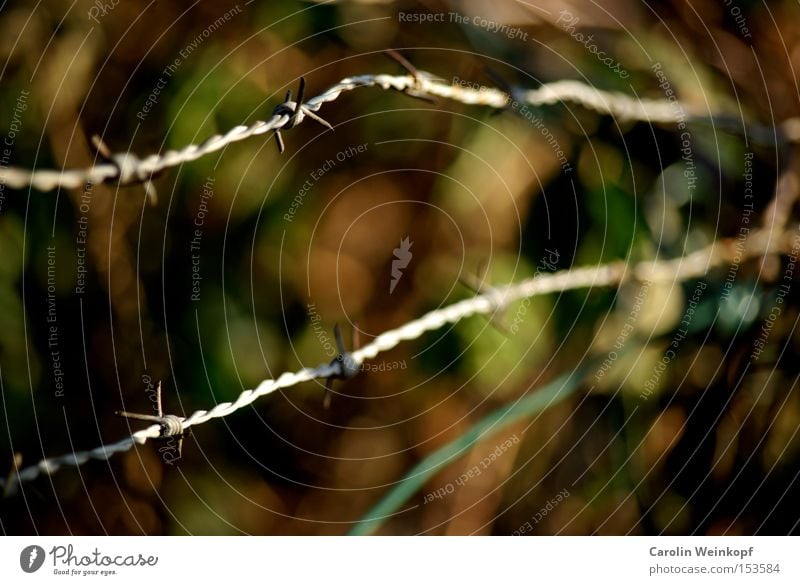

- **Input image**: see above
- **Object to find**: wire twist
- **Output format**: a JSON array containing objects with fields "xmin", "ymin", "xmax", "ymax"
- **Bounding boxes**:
[
  {"xmin": 1, "ymin": 226, "xmax": 792, "ymax": 494},
  {"xmin": 0, "ymin": 71, "xmax": 709, "ymax": 192}
]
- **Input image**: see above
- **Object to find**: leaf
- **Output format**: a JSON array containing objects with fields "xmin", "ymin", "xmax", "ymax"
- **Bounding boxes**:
[{"xmin": 348, "ymin": 362, "xmax": 592, "ymax": 535}]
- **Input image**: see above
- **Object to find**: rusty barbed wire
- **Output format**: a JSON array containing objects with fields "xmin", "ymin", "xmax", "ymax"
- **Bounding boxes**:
[
  {"xmin": 0, "ymin": 70, "xmax": 732, "ymax": 193},
  {"xmin": 2, "ymin": 225, "xmax": 794, "ymax": 494}
]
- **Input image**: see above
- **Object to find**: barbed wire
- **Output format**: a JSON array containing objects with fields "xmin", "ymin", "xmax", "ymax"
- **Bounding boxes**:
[
  {"xmin": 0, "ymin": 69, "xmax": 755, "ymax": 193},
  {"xmin": 2, "ymin": 61, "xmax": 796, "ymax": 493},
  {"xmin": 2, "ymin": 224, "xmax": 793, "ymax": 495}
]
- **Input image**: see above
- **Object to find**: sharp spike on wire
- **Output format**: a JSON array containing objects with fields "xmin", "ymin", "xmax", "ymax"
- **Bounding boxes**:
[
  {"xmin": 89, "ymin": 133, "xmax": 159, "ymax": 203},
  {"xmin": 385, "ymin": 49, "xmax": 438, "ymax": 103},
  {"xmin": 115, "ymin": 411, "xmax": 164, "ymax": 423},
  {"xmin": 90, "ymin": 134, "xmax": 113, "ymax": 160},
  {"xmin": 116, "ymin": 381, "xmax": 187, "ymax": 458},
  {"xmin": 323, "ymin": 322, "xmax": 361, "ymax": 409},
  {"xmin": 2, "ymin": 453, "xmax": 22, "ymax": 498},
  {"xmin": 305, "ymin": 109, "xmax": 334, "ymax": 131},
  {"xmin": 386, "ymin": 49, "xmax": 420, "ymax": 78},
  {"xmin": 272, "ymin": 77, "xmax": 332, "ymax": 154},
  {"xmin": 295, "ymin": 77, "xmax": 306, "ymax": 117},
  {"xmin": 459, "ymin": 260, "xmax": 510, "ymax": 336},
  {"xmin": 323, "ymin": 377, "xmax": 334, "ymax": 410}
]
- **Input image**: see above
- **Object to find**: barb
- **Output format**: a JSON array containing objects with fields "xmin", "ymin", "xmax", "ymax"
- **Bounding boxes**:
[
  {"xmin": 271, "ymin": 77, "xmax": 334, "ymax": 154},
  {"xmin": 323, "ymin": 323, "xmax": 361, "ymax": 409},
  {"xmin": 459, "ymin": 260, "xmax": 510, "ymax": 335},
  {"xmin": 2, "ymin": 453, "xmax": 22, "ymax": 498},
  {"xmin": 1, "ymin": 226, "xmax": 793, "ymax": 494},
  {"xmin": 116, "ymin": 381, "xmax": 188, "ymax": 460},
  {"xmin": 0, "ymin": 70, "xmax": 728, "ymax": 193}
]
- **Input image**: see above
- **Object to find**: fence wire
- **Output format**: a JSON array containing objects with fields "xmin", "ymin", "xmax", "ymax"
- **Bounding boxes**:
[
  {"xmin": 0, "ymin": 71, "xmax": 707, "ymax": 192},
  {"xmin": 1, "ymin": 62, "xmax": 796, "ymax": 494},
  {"xmin": 1, "ymin": 225, "xmax": 792, "ymax": 494}
]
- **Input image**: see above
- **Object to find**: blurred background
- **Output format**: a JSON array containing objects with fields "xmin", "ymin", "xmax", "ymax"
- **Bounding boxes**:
[{"xmin": 1, "ymin": 0, "xmax": 799, "ymax": 535}]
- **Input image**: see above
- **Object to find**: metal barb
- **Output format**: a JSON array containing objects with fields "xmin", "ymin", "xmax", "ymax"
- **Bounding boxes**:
[
  {"xmin": 89, "ymin": 134, "xmax": 158, "ymax": 205},
  {"xmin": 2, "ymin": 453, "xmax": 22, "ymax": 498},
  {"xmin": 90, "ymin": 134, "xmax": 113, "ymax": 159},
  {"xmin": 116, "ymin": 381, "xmax": 187, "ymax": 458},
  {"xmin": 482, "ymin": 67, "xmax": 519, "ymax": 113},
  {"xmin": 324, "ymin": 323, "xmax": 361, "ymax": 409},
  {"xmin": 459, "ymin": 261, "xmax": 510, "ymax": 335},
  {"xmin": 385, "ymin": 49, "xmax": 438, "ymax": 104},
  {"xmin": 272, "ymin": 77, "xmax": 334, "ymax": 154},
  {"xmin": 386, "ymin": 49, "xmax": 420, "ymax": 78}
]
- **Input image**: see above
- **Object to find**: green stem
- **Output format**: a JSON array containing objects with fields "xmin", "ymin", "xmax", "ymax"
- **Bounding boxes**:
[{"xmin": 348, "ymin": 362, "xmax": 591, "ymax": 535}]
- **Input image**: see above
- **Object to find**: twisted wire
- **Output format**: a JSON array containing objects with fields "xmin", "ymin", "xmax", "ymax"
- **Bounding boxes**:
[
  {"xmin": 0, "ymin": 72, "xmax": 696, "ymax": 192},
  {"xmin": 0, "ymin": 64, "xmax": 790, "ymax": 491},
  {"xmin": 2, "ymin": 226, "xmax": 791, "ymax": 493}
]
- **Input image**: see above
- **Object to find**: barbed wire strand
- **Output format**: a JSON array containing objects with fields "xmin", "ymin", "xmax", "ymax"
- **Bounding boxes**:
[
  {"xmin": 0, "ymin": 72, "xmax": 708, "ymax": 192},
  {"xmin": 1, "ymin": 225, "xmax": 793, "ymax": 494}
]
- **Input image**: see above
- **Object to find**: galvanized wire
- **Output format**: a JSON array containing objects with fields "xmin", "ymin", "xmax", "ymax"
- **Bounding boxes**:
[
  {"xmin": 0, "ymin": 72, "xmax": 695, "ymax": 192},
  {"xmin": 0, "ymin": 64, "xmax": 792, "ymax": 492},
  {"xmin": 2, "ymin": 226, "xmax": 791, "ymax": 494}
]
